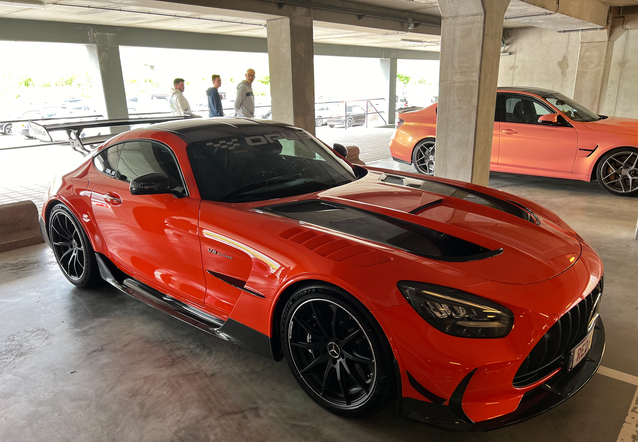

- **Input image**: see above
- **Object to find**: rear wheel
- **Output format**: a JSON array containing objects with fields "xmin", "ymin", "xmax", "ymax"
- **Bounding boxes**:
[
  {"xmin": 596, "ymin": 148, "xmax": 638, "ymax": 196},
  {"xmin": 49, "ymin": 204, "xmax": 100, "ymax": 287},
  {"xmin": 281, "ymin": 287, "xmax": 394, "ymax": 418},
  {"xmin": 3, "ymin": 123, "xmax": 11, "ymax": 135},
  {"xmin": 412, "ymin": 138, "xmax": 436, "ymax": 175}
]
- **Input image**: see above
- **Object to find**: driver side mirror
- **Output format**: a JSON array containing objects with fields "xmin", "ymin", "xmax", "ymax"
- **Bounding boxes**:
[
  {"xmin": 538, "ymin": 113, "xmax": 560, "ymax": 125},
  {"xmin": 333, "ymin": 143, "xmax": 348, "ymax": 158},
  {"xmin": 130, "ymin": 173, "xmax": 170, "ymax": 195}
]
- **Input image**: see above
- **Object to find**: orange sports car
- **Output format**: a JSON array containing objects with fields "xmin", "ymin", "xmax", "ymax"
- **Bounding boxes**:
[
  {"xmin": 390, "ymin": 87, "xmax": 638, "ymax": 196},
  {"xmin": 41, "ymin": 118, "xmax": 604, "ymax": 430}
]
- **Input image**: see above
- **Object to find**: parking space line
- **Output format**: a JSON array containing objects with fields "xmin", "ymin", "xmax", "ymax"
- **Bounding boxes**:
[
  {"xmin": 617, "ymin": 387, "xmax": 638, "ymax": 442},
  {"xmin": 598, "ymin": 366, "xmax": 638, "ymax": 387}
]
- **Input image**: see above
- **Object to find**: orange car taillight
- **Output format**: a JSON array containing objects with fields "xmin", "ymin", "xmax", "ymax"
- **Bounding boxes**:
[{"xmin": 396, "ymin": 118, "xmax": 404, "ymax": 129}]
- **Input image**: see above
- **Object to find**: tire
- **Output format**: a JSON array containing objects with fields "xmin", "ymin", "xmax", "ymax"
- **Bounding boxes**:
[
  {"xmin": 281, "ymin": 287, "xmax": 395, "ymax": 418},
  {"xmin": 316, "ymin": 117, "xmax": 323, "ymax": 127},
  {"xmin": 412, "ymin": 138, "xmax": 436, "ymax": 175},
  {"xmin": 596, "ymin": 148, "xmax": 638, "ymax": 196},
  {"xmin": 346, "ymin": 117, "xmax": 354, "ymax": 128},
  {"xmin": 3, "ymin": 123, "xmax": 11, "ymax": 135},
  {"xmin": 329, "ymin": 124, "xmax": 335, "ymax": 128},
  {"xmin": 49, "ymin": 204, "xmax": 100, "ymax": 288}
]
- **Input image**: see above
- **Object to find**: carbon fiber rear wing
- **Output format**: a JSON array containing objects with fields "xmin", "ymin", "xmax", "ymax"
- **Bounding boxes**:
[{"xmin": 29, "ymin": 116, "xmax": 191, "ymax": 155}]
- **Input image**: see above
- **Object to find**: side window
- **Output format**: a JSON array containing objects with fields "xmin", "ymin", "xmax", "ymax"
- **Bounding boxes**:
[
  {"xmin": 93, "ymin": 144, "xmax": 123, "ymax": 178},
  {"xmin": 505, "ymin": 95, "xmax": 553, "ymax": 125},
  {"xmin": 117, "ymin": 141, "xmax": 186, "ymax": 196}
]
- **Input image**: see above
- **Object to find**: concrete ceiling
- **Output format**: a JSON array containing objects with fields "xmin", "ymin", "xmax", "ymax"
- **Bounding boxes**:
[{"xmin": 0, "ymin": 0, "xmax": 636, "ymax": 52}]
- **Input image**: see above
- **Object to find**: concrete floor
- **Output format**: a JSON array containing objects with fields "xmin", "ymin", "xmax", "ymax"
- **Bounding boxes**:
[{"xmin": 2, "ymin": 146, "xmax": 638, "ymax": 441}]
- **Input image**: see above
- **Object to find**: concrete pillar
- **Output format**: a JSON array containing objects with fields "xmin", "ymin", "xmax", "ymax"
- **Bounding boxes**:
[
  {"xmin": 599, "ymin": 18, "xmax": 628, "ymax": 117},
  {"xmin": 86, "ymin": 30, "xmax": 129, "ymax": 131},
  {"xmin": 267, "ymin": 8, "xmax": 316, "ymax": 135},
  {"xmin": 380, "ymin": 58, "xmax": 398, "ymax": 126},
  {"xmin": 573, "ymin": 29, "xmax": 610, "ymax": 113},
  {"xmin": 436, "ymin": 0, "xmax": 510, "ymax": 186}
]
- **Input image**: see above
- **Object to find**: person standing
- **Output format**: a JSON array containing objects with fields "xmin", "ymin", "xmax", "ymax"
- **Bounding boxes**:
[
  {"xmin": 169, "ymin": 78, "xmax": 195, "ymax": 116},
  {"xmin": 234, "ymin": 69, "xmax": 255, "ymax": 118},
  {"xmin": 206, "ymin": 75, "xmax": 224, "ymax": 117}
]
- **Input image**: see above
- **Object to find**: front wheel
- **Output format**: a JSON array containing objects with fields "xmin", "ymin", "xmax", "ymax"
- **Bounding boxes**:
[
  {"xmin": 49, "ymin": 204, "xmax": 100, "ymax": 287},
  {"xmin": 3, "ymin": 123, "xmax": 11, "ymax": 135},
  {"xmin": 412, "ymin": 138, "xmax": 436, "ymax": 175},
  {"xmin": 281, "ymin": 287, "xmax": 395, "ymax": 418},
  {"xmin": 596, "ymin": 148, "xmax": 638, "ymax": 196},
  {"xmin": 315, "ymin": 117, "xmax": 323, "ymax": 127},
  {"xmin": 345, "ymin": 117, "xmax": 354, "ymax": 128}
]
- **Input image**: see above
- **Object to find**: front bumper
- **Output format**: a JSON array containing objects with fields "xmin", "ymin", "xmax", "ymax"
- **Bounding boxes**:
[{"xmin": 399, "ymin": 318, "xmax": 605, "ymax": 430}]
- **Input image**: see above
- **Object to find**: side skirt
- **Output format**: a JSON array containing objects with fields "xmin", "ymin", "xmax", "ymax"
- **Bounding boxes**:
[{"xmin": 95, "ymin": 253, "xmax": 274, "ymax": 359}]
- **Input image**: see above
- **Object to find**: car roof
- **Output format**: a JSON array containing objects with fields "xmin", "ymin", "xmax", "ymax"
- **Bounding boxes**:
[
  {"xmin": 497, "ymin": 86, "xmax": 559, "ymax": 97},
  {"xmin": 146, "ymin": 118, "xmax": 298, "ymax": 143}
]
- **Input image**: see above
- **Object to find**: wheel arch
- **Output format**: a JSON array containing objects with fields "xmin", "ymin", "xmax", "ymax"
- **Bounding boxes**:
[
  {"xmin": 411, "ymin": 136, "xmax": 436, "ymax": 159},
  {"xmin": 269, "ymin": 279, "xmax": 395, "ymax": 367},
  {"xmin": 44, "ymin": 198, "xmax": 102, "ymax": 254},
  {"xmin": 589, "ymin": 145, "xmax": 638, "ymax": 180}
]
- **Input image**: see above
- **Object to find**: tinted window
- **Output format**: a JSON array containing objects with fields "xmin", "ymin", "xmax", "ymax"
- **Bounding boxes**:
[
  {"xmin": 117, "ymin": 141, "xmax": 186, "ymax": 196},
  {"xmin": 504, "ymin": 95, "xmax": 552, "ymax": 124},
  {"xmin": 187, "ymin": 129, "xmax": 357, "ymax": 203},
  {"xmin": 94, "ymin": 144, "xmax": 123, "ymax": 178}
]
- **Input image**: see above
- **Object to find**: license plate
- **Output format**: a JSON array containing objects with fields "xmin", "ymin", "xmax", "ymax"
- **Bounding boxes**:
[{"xmin": 567, "ymin": 329, "xmax": 594, "ymax": 371}]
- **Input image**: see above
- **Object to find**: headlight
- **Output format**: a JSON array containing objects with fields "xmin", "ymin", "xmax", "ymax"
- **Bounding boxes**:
[{"xmin": 397, "ymin": 281, "xmax": 514, "ymax": 338}]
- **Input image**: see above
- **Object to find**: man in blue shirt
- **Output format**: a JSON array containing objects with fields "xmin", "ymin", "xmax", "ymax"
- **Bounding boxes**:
[{"xmin": 206, "ymin": 75, "xmax": 224, "ymax": 117}]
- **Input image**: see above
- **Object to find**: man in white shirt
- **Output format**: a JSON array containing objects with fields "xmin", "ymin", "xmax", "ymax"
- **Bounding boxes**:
[{"xmin": 169, "ymin": 78, "xmax": 195, "ymax": 116}]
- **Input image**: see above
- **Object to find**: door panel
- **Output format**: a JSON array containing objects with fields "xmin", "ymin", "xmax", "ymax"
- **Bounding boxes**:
[
  {"xmin": 498, "ymin": 123, "xmax": 578, "ymax": 173},
  {"xmin": 91, "ymin": 178, "xmax": 206, "ymax": 304}
]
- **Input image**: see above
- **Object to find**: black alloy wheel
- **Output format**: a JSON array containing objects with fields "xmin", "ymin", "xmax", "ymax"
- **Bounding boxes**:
[
  {"xmin": 281, "ymin": 287, "xmax": 394, "ymax": 418},
  {"xmin": 412, "ymin": 138, "xmax": 436, "ymax": 175},
  {"xmin": 596, "ymin": 148, "xmax": 638, "ymax": 196},
  {"xmin": 49, "ymin": 205, "xmax": 100, "ymax": 287}
]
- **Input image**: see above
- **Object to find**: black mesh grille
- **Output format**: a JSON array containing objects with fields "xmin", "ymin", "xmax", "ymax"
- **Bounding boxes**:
[{"xmin": 513, "ymin": 278, "xmax": 603, "ymax": 388}]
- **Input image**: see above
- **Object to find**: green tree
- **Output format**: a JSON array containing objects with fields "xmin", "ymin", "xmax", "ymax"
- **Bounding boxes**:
[{"xmin": 397, "ymin": 74, "xmax": 410, "ymax": 86}]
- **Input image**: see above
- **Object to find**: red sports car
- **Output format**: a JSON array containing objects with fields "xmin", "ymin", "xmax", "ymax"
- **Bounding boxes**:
[
  {"xmin": 40, "ymin": 118, "xmax": 604, "ymax": 430},
  {"xmin": 390, "ymin": 87, "xmax": 638, "ymax": 196}
]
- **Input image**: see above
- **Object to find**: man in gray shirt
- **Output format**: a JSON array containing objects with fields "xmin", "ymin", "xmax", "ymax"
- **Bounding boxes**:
[{"xmin": 234, "ymin": 69, "xmax": 255, "ymax": 118}]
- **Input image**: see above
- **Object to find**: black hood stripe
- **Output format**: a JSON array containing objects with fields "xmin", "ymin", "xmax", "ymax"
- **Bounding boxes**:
[{"xmin": 260, "ymin": 200, "xmax": 502, "ymax": 263}]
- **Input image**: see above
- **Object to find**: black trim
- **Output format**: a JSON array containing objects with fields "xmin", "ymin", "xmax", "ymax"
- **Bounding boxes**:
[
  {"xmin": 392, "ymin": 156, "xmax": 412, "ymax": 165},
  {"xmin": 409, "ymin": 199, "xmax": 443, "ymax": 214},
  {"xmin": 448, "ymin": 369, "xmax": 476, "ymax": 424},
  {"xmin": 261, "ymin": 200, "xmax": 502, "ymax": 263},
  {"xmin": 407, "ymin": 371, "xmax": 446, "ymax": 405},
  {"xmin": 216, "ymin": 318, "xmax": 274, "ymax": 360},
  {"xmin": 207, "ymin": 270, "xmax": 265, "ymax": 298},
  {"xmin": 94, "ymin": 253, "xmax": 275, "ymax": 360},
  {"xmin": 579, "ymin": 145, "xmax": 599, "ymax": 158}
]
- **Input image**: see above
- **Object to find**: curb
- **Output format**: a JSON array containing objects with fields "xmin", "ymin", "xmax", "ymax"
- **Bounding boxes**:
[{"xmin": 0, "ymin": 200, "xmax": 44, "ymax": 253}]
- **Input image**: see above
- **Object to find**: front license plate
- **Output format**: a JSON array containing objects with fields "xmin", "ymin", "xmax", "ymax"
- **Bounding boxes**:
[{"xmin": 567, "ymin": 329, "xmax": 594, "ymax": 371}]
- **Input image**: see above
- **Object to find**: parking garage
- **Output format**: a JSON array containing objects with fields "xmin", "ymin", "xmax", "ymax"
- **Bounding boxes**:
[{"xmin": 1, "ymin": 1, "xmax": 638, "ymax": 441}]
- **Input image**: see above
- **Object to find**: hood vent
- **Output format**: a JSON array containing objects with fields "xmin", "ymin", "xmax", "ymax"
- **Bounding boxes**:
[
  {"xmin": 379, "ymin": 173, "xmax": 538, "ymax": 223},
  {"xmin": 262, "ymin": 200, "xmax": 502, "ymax": 262}
]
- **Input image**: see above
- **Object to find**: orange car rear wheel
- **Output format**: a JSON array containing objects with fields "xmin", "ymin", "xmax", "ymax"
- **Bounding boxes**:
[
  {"xmin": 412, "ymin": 138, "xmax": 436, "ymax": 175},
  {"xmin": 49, "ymin": 204, "xmax": 101, "ymax": 288}
]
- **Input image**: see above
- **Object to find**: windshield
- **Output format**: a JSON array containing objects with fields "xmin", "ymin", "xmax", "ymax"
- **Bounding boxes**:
[
  {"xmin": 544, "ymin": 93, "xmax": 600, "ymax": 122},
  {"xmin": 187, "ymin": 129, "xmax": 358, "ymax": 203}
]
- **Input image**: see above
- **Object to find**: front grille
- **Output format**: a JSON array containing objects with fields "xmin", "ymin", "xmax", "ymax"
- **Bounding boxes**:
[{"xmin": 513, "ymin": 278, "xmax": 603, "ymax": 388}]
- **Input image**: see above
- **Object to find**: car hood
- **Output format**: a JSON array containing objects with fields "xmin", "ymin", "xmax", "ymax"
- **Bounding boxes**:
[
  {"xmin": 581, "ymin": 116, "xmax": 638, "ymax": 136},
  {"xmin": 259, "ymin": 170, "xmax": 582, "ymax": 285}
]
